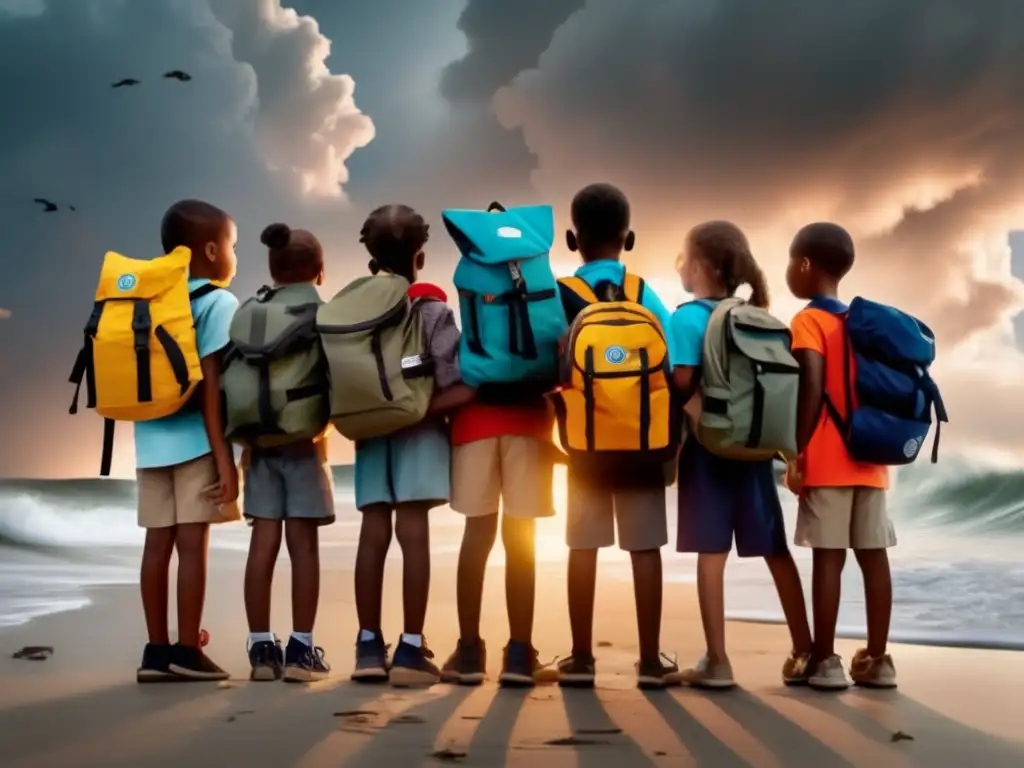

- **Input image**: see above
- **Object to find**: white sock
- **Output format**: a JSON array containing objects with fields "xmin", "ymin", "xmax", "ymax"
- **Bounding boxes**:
[
  {"xmin": 358, "ymin": 628, "xmax": 378, "ymax": 642},
  {"xmin": 401, "ymin": 633, "xmax": 423, "ymax": 648},
  {"xmin": 291, "ymin": 631, "xmax": 313, "ymax": 647},
  {"xmin": 248, "ymin": 632, "xmax": 275, "ymax": 650}
]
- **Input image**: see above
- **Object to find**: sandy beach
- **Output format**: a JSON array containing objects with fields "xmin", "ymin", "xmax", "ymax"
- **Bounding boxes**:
[{"xmin": 1, "ymin": 554, "xmax": 1022, "ymax": 768}]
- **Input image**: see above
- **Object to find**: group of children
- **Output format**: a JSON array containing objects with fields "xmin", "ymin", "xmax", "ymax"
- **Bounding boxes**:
[{"xmin": 100, "ymin": 184, "xmax": 920, "ymax": 694}]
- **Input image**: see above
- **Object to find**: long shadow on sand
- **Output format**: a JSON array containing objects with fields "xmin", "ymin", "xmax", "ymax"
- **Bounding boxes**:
[
  {"xmin": 463, "ymin": 686, "xmax": 529, "ymax": 762},
  {"xmin": 0, "ymin": 681, "xmax": 219, "ymax": 765},
  {"xmin": 642, "ymin": 688, "xmax": 751, "ymax": 767},
  {"xmin": 561, "ymin": 687, "xmax": 653, "ymax": 766},
  {"xmin": 788, "ymin": 687, "xmax": 1024, "ymax": 767},
  {"xmin": 710, "ymin": 688, "xmax": 853, "ymax": 766}
]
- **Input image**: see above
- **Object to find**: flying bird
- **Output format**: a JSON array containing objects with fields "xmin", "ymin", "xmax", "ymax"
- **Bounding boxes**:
[
  {"xmin": 69, "ymin": 205, "xmax": 76, "ymax": 212},
  {"xmin": 163, "ymin": 70, "xmax": 192, "ymax": 82},
  {"xmin": 111, "ymin": 78, "xmax": 140, "ymax": 88},
  {"xmin": 33, "ymin": 198, "xmax": 58, "ymax": 212}
]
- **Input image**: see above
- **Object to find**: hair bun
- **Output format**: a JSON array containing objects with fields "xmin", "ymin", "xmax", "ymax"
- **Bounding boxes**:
[{"xmin": 260, "ymin": 223, "xmax": 291, "ymax": 249}]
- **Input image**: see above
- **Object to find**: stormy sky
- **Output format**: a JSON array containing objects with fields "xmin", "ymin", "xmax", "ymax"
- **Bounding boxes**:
[{"xmin": 1, "ymin": 0, "xmax": 1022, "ymax": 476}]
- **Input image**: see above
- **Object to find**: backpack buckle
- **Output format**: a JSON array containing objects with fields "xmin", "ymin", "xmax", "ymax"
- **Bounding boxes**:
[{"xmin": 131, "ymin": 300, "xmax": 151, "ymax": 350}]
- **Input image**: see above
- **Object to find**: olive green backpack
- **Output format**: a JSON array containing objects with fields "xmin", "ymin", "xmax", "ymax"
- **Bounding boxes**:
[
  {"xmin": 317, "ymin": 274, "xmax": 435, "ymax": 440},
  {"xmin": 221, "ymin": 284, "xmax": 328, "ymax": 445},
  {"xmin": 694, "ymin": 297, "xmax": 800, "ymax": 461}
]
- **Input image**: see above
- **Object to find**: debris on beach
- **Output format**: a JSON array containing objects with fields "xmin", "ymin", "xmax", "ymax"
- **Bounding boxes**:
[
  {"xmin": 332, "ymin": 710, "xmax": 379, "ymax": 719},
  {"xmin": 597, "ymin": 641, "xmax": 613, "ymax": 648},
  {"xmin": 431, "ymin": 748, "xmax": 468, "ymax": 761},
  {"xmin": 392, "ymin": 714, "xmax": 427, "ymax": 724},
  {"xmin": 576, "ymin": 728, "xmax": 622, "ymax": 735},
  {"xmin": 544, "ymin": 736, "xmax": 611, "ymax": 746},
  {"xmin": 11, "ymin": 646, "xmax": 53, "ymax": 661},
  {"xmin": 891, "ymin": 730, "xmax": 914, "ymax": 743}
]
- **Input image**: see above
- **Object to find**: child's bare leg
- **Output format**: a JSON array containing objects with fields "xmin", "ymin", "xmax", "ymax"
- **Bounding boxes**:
[
  {"xmin": 764, "ymin": 553, "xmax": 813, "ymax": 654},
  {"xmin": 395, "ymin": 503, "xmax": 431, "ymax": 635},
  {"xmin": 174, "ymin": 523, "xmax": 210, "ymax": 648},
  {"xmin": 354, "ymin": 505, "xmax": 393, "ymax": 632},
  {"xmin": 244, "ymin": 520, "xmax": 282, "ymax": 633},
  {"xmin": 140, "ymin": 527, "xmax": 176, "ymax": 644},
  {"xmin": 567, "ymin": 548, "xmax": 598, "ymax": 657},
  {"xmin": 696, "ymin": 552, "xmax": 729, "ymax": 662},
  {"xmin": 812, "ymin": 548, "xmax": 847, "ymax": 659},
  {"xmin": 458, "ymin": 514, "xmax": 498, "ymax": 641},
  {"xmin": 854, "ymin": 549, "xmax": 892, "ymax": 657},
  {"xmin": 630, "ymin": 549, "xmax": 663, "ymax": 664},
  {"xmin": 502, "ymin": 515, "xmax": 537, "ymax": 644},
  {"xmin": 286, "ymin": 520, "xmax": 320, "ymax": 634}
]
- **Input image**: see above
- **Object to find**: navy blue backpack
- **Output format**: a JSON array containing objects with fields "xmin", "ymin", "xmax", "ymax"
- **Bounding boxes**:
[{"xmin": 809, "ymin": 296, "xmax": 948, "ymax": 465}]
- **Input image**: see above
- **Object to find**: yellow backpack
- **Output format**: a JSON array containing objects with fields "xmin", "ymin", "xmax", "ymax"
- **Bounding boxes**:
[
  {"xmin": 551, "ymin": 273, "xmax": 679, "ymax": 486},
  {"xmin": 68, "ymin": 247, "xmax": 212, "ymax": 475}
]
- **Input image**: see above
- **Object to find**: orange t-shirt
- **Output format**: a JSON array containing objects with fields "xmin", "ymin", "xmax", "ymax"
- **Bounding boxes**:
[
  {"xmin": 449, "ymin": 400, "xmax": 555, "ymax": 447},
  {"xmin": 789, "ymin": 307, "xmax": 889, "ymax": 489}
]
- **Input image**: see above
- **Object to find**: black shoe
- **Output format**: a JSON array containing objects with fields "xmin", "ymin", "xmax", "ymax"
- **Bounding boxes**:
[
  {"xmin": 137, "ymin": 643, "xmax": 175, "ymax": 683},
  {"xmin": 168, "ymin": 643, "xmax": 230, "ymax": 681},
  {"xmin": 351, "ymin": 631, "xmax": 390, "ymax": 683},
  {"xmin": 248, "ymin": 638, "xmax": 284, "ymax": 682},
  {"xmin": 636, "ymin": 653, "xmax": 680, "ymax": 690},
  {"xmin": 557, "ymin": 653, "xmax": 596, "ymax": 688},
  {"xmin": 389, "ymin": 639, "xmax": 441, "ymax": 688},
  {"xmin": 441, "ymin": 639, "xmax": 487, "ymax": 685},
  {"xmin": 499, "ymin": 640, "xmax": 540, "ymax": 688},
  {"xmin": 283, "ymin": 636, "xmax": 330, "ymax": 683}
]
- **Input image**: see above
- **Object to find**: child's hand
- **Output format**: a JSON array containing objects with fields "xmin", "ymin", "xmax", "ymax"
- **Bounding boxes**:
[
  {"xmin": 784, "ymin": 459, "xmax": 804, "ymax": 496},
  {"xmin": 206, "ymin": 458, "xmax": 239, "ymax": 505}
]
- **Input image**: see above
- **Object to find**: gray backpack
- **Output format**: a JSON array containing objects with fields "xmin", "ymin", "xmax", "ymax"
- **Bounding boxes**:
[
  {"xmin": 317, "ymin": 274, "xmax": 435, "ymax": 441},
  {"xmin": 222, "ymin": 284, "xmax": 328, "ymax": 445},
  {"xmin": 694, "ymin": 297, "xmax": 799, "ymax": 460}
]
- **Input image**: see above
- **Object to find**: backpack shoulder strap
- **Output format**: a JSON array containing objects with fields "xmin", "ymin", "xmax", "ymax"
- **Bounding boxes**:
[
  {"xmin": 622, "ymin": 273, "xmax": 645, "ymax": 304},
  {"xmin": 557, "ymin": 276, "xmax": 598, "ymax": 304},
  {"xmin": 676, "ymin": 299, "xmax": 715, "ymax": 314},
  {"xmin": 189, "ymin": 283, "xmax": 220, "ymax": 302}
]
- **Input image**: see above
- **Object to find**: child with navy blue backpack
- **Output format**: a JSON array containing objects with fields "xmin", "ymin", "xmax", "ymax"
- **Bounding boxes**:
[
  {"xmin": 670, "ymin": 221, "xmax": 813, "ymax": 689},
  {"xmin": 786, "ymin": 222, "xmax": 904, "ymax": 690}
]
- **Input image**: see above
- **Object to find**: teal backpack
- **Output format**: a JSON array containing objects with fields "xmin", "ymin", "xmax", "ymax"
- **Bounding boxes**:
[{"xmin": 442, "ymin": 202, "xmax": 567, "ymax": 391}]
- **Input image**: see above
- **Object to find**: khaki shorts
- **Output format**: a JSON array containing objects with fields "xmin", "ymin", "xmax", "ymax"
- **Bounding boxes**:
[
  {"xmin": 137, "ymin": 454, "xmax": 241, "ymax": 529},
  {"xmin": 450, "ymin": 436, "xmax": 555, "ymax": 519},
  {"xmin": 566, "ymin": 471, "xmax": 668, "ymax": 552},
  {"xmin": 795, "ymin": 486, "xmax": 895, "ymax": 550}
]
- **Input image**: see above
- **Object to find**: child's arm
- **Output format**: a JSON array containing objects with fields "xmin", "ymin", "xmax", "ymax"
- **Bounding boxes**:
[
  {"xmin": 200, "ymin": 351, "xmax": 237, "ymax": 504},
  {"xmin": 196, "ymin": 289, "xmax": 240, "ymax": 504},
  {"xmin": 667, "ymin": 304, "xmax": 705, "ymax": 404},
  {"xmin": 424, "ymin": 302, "xmax": 471, "ymax": 414},
  {"xmin": 790, "ymin": 311, "xmax": 827, "ymax": 454}
]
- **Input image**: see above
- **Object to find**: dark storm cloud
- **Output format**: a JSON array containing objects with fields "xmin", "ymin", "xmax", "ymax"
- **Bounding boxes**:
[
  {"xmin": 0, "ymin": 0, "xmax": 374, "ymax": 476},
  {"xmin": 440, "ymin": 0, "xmax": 585, "ymax": 104},
  {"xmin": 494, "ymin": 0, "xmax": 1024, "ymax": 343}
]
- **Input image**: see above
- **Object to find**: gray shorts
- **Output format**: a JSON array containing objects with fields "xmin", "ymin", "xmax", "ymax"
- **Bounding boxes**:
[
  {"xmin": 243, "ymin": 451, "xmax": 335, "ymax": 526},
  {"xmin": 566, "ymin": 471, "xmax": 668, "ymax": 552},
  {"xmin": 795, "ymin": 486, "xmax": 894, "ymax": 550}
]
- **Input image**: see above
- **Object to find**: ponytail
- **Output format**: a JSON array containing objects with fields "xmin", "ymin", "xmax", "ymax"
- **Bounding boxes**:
[{"xmin": 688, "ymin": 220, "xmax": 769, "ymax": 308}]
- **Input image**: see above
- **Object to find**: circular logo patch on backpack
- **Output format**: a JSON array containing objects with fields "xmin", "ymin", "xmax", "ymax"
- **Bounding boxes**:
[
  {"xmin": 604, "ymin": 345, "xmax": 627, "ymax": 364},
  {"xmin": 903, "ymin": 437, "xmax": 922, "ymax": 458},
  {"xmin": 116, "ymin": 273, "xmax": 137, "ymax": 291}
]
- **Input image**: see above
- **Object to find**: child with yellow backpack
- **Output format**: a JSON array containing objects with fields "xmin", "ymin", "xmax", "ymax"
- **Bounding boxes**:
[
  {"xmin": 550, "ymin": 183, "xmax": 681, "ymax": 689},
  {"xmin": 68, "ymin": 199, "xmax": 240, "ymax": 682}
]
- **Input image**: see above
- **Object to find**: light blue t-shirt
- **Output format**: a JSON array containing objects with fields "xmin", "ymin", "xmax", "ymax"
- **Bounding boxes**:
[
  {"xmin": 573, "ymin": 261, "xmax": 677, "ymax": 363},
  {"xmin": 133, "ymin": 278, "xmax": 239, "ymax": 470},
  {"xmin": 668, "ymin": 299, "xmax": 720, "ymax": 367}
]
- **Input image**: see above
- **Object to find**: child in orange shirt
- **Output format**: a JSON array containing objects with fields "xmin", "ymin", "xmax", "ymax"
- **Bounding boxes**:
[{"xmin": 786, "ymin": 222, "xmax": 896, "ymax": 691}]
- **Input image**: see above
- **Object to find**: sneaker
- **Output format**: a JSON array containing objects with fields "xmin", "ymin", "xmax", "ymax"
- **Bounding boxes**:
[
  {"xmin": 441, "ymin": 639, "xmax": 487, "ymax": 685},
  {"xmin": 137, "ymin": 643, "xmax": 175, "ymax": 683},
  {"xmin": 249, "ymin": 638, "xmax": 284, "ymax": 682},
  {"xmin": 849, "ymin": 648, "xmax": 897, "ymax": 688},
  {"xmin": 283, "ymin": 637, "xmax": 330, "ymax": 683},
  {"xmin": 674, "ymin": 656, "xmax": 736, "ymax": 689},
  {"xmin": 557, "ymin": 653, "xmax": 596, "ymax": 688},
  {"xmin": 808, "ymin": 654, "xmax": 851, "ymax": 690},
  {"xmin": 499, "ymin": 640, "xmax": 540, "ymax": 688},
  {"xmin": 782, "ymin": 650, "xmax": 814, "ymax": 686},
  {"xmin": 351, "ymin": 631, "xmax": 390, "ymax": 683},
  {"xmin": 636, "ymin": 653, "xmax": 681, "ymax": 690},
  {"xmin": 167, "ymin": 643, "xmax": 230, "ymax": 681},
  {"xmin": 389, "ymin": 639, "xmax": 441, "ymax": 688}
]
